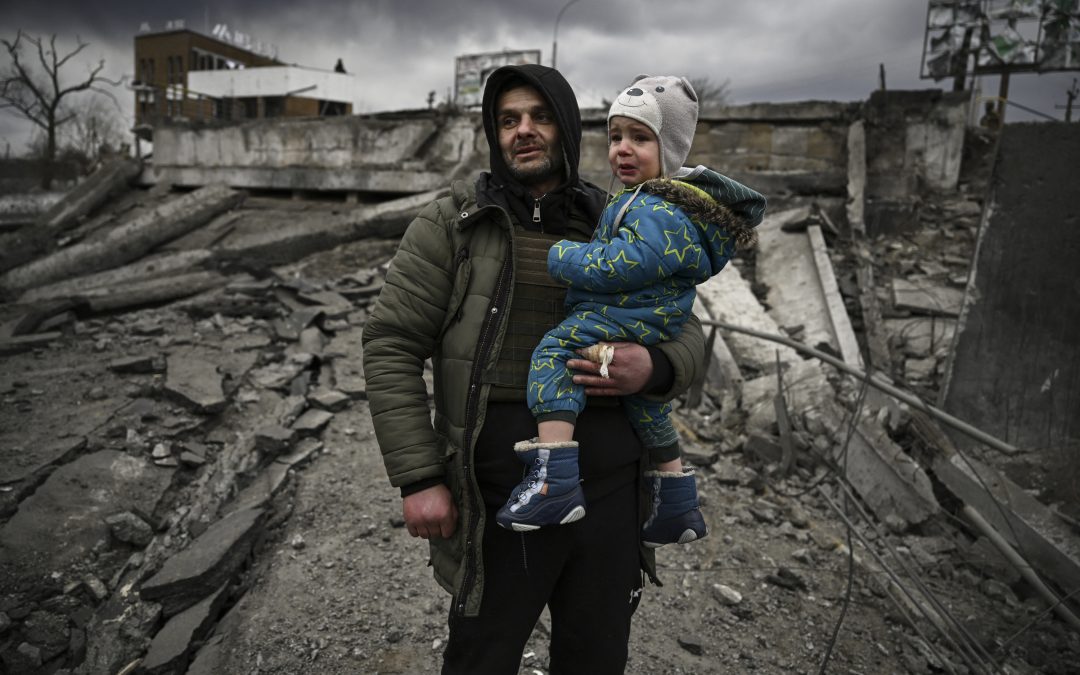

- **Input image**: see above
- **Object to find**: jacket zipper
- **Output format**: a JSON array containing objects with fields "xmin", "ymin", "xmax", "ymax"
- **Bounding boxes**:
[
  {"xmin": 533, "ymin": 195, "xmax": 545, "ymax": 232},
  {"xmin": 455, "ymin": 225, "xmax": 514, "ymax": 616}
]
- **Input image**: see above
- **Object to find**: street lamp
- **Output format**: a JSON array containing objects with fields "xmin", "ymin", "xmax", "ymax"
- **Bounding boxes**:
[{"xmin": 552, "ymin": 0, "xmax": 582, "ymax": 70}]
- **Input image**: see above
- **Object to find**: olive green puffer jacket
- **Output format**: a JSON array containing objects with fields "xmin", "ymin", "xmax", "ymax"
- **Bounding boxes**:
[{"xmin": 362, "ymin": 178, "xmax": 705, "ymax": 616}]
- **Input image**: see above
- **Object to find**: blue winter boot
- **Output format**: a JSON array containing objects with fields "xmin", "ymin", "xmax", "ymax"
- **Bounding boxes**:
[
  {"xmin": 642, "ymin": 469, "xmax": 708, "ymax": 548},
  {"xmin": 496, "ymin": 439, "xmax": 587, "ymax": 532}
]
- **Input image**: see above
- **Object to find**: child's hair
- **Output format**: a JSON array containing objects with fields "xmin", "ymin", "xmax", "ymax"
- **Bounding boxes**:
[{"xmin": 607, "ymin": 75, "xmax": 699, "ymax": 177}]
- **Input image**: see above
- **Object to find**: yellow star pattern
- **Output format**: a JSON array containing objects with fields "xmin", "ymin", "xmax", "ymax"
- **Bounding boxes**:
[{"xmin": 663, "ymin": 225, "xmax": 697, "ymax": 264}]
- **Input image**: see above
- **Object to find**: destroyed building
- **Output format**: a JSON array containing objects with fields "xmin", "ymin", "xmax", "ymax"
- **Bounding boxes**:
[{"xmin": 0, "ymin": 84, "xmax": 1078, "ymax": 674}]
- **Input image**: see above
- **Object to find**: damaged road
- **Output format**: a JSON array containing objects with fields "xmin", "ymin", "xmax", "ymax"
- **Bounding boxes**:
[{"xmin": 0, "ymin": 119, "xmax": 1078, "ymax": 674}]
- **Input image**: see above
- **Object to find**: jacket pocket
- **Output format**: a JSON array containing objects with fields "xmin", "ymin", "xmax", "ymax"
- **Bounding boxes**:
[{"xmin": 439, "ymin": 246, "xmax": 471, "ymax": 338}]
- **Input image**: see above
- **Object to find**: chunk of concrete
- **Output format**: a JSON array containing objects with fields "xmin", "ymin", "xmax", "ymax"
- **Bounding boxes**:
[
  {"xmin": 291, "ymin": 409, "xmax": 333, "ymax": 436},
  {"xmin": 891, "ymin": 278, "xmax": 964, "ymax": 316},
  {"xmin": 140, "ymin": 583, "xmax": 229, "ymax": 674},
  {"xmin": 755, "ymin": 208, "xmax": 838, "ymax": 355},
  {"xmin": 105, "ymin": 511, "xmax": 155, "ymax": 547},
  {"xmin": 140, "ymin": 507, "xmax": 264, "ymax": 617},
  {"xmin": 254, "ymin": 425, "xmax": 296, "ymax": 455},
  {"xmin": 164, "ymin": 353, "xmax": 226, "ymax": 414},
  {"xmin": 0, "ymin": 451, "xmax": 173, "ymax": 589},
  {"xmin": 309, "ymin": 389, "xmax": 350, "ymax": 412},
  {"xmin": 38, "ymin": 158, "xmax": 140, "ymax": 231},
  {"xmin": 696, "ymin": 265, "xmax": 800, "ymax": 375},
  {"xmin": 0, "ymin": 183, "xmax": 243, "ymax": 296}
]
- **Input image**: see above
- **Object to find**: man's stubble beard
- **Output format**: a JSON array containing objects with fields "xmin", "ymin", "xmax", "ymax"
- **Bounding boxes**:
[{"xmin": 506, "ymin": 145, "xmax": 565, "ymax": 187}]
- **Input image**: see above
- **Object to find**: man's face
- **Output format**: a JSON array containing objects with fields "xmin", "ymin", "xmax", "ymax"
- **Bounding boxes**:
[{"xmin": 495, "ymin": 85, "xmax": 564, "ymax": 194}]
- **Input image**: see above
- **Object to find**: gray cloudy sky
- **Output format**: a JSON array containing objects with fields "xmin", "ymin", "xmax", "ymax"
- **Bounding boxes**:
[{"xmin": 2, "ymin": 0, "xmax": 1076, "ymax": 154}]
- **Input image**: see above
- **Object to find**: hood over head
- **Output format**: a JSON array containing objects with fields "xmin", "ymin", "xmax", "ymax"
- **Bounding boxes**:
[{"xmin": 481, "ymin": 64, "xmax": 591, "ymax": 231}]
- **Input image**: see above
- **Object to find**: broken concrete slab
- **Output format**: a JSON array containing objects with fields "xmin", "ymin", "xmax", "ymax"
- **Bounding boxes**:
[
  {"xmin": 140, "ymin": 583, "xmax": 229, "ymax": 675},
  {"xmin": 292, "ymin": 408, "xmax": 333, "ymax": 436},
  {"xmin": 296, "ymin": 289, "xmax": 354, "ymax": 319},
  {"xmin": 105, "ymin": 512, "xmax": 155, "ymax": 547},
  {"xmin": 0, "ymin": 451, "xmax": 173, "ymax": 590},
  {"xmin": 807, "ymin": 225, "xmax": 862, "ymax": 368},
  {"xmin": 0, "ymin": 436, "xmax": 86, "ymax": 487},
  {"xmin": 140, "ymin": 507, "xmax": 265, "ymax": 617},
  {"xmin": 276, "ymin": 438, "xmax": 323, "ymax": 468},
  {"xmin": 0, "ymin": 331, "xmax": 62, "ymax": 356},
  {"xmin": 226, "ymin": 463, "xmax": 291, "ymax": 515},
  {"xmin": 86, "ymin": 271, "xmax": 228, "ymax": 314},
  {"xmin": 940, "ymin": 122, "xmax": 1079, "ymax": 460},
  {"xmin": 891, "ymin": 278, "xmax": 964, "ymax": 316},
  {"xmin": 933, "ymin": 452, "xmax": 1080, "ymax": 603},
  {"xmin": 254, "ymin": 425, "xmax": 296, "ymax": 455},
  {"xmin": 309, "ymin": 388, "xmax": 350, "ymax": 412},
  {"xmin": 19, "ymin": 250, "xmax": 214, "ymax": 304},
  {"xmin": 208, "ymin": 189, "xmax": 447, "ymax": 268},
  {"xmin": 37, "ymin": 158, "xmax": 141, "ymax": 232},
  {"xmin": 696, "ymin": 265, "xmax": 801, "ymax": 375},
  {"xmin": 0, "ymin": 184, "xmax": 243, "ymax": 297},
  {"xmin": 755, "ymin": 208, "xmax": 838, "ymax": 356},
  {"xmin": 108, "ymin": 355, "xmax": 162, "ymax": 374},
  {"xmin": 164, "ymin": 352, "xmax": 226, "ymax": 414}
]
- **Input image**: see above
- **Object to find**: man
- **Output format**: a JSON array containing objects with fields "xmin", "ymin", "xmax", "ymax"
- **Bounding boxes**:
[{"xmin": 362, "ymin": 64, "xmax": 704, "ymax": 674}]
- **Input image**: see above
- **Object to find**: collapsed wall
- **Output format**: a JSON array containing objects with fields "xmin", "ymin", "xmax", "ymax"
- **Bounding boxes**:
[{"xmin": 940, "ymin": 121, "xmax": 1080, "ymax": 503}]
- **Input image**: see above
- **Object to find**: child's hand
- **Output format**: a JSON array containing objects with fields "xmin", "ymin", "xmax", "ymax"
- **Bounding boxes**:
[{"xmin": 568, "ymin": 343, "xmax": 652, "ymax": 396}]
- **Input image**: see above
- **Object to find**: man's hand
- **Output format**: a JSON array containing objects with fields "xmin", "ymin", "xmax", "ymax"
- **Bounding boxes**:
[
  {"xmin": 568, "ymin": 342, "xmax": 653, "ymax": 396},
  {"xmin": 402, "ymin": 484, "xmax": 458, "ymax": 539}
]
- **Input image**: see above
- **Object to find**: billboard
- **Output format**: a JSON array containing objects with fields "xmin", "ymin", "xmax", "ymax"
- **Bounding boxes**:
[
  {"xmin": 921, "ymin": 0, "xmax": 1080, "ymax": 80},
  {"xmin": 454, "ymin": 49, "xmax": 542, "ymax": 107}
]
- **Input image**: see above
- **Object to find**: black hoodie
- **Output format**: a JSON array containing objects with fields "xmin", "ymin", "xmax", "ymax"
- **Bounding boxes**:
[{"xmin": 477, "ymin": 64, "xmax": 606, "ymax": 233}]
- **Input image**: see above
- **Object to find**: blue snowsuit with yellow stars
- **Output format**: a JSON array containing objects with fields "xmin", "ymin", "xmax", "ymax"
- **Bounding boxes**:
[{"xmin": 528, "ymin": 166, "xmax": 766, "ymax": 457}]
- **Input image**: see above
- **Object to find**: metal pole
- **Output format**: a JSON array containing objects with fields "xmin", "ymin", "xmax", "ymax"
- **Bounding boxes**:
[{"xmin": 552, "ymin": 0, "xmax": 582, "ymax": 70}]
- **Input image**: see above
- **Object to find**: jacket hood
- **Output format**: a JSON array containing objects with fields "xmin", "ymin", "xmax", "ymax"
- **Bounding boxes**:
[
  {"xmin": 637, "ymin": 177, "xmax": 761, "ymax": 272},
  {"xmin": 481, "ymin": 64, "xmax": 583, "ymax": 195}
]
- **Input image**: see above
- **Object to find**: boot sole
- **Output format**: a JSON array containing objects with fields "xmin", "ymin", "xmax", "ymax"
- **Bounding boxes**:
[
  {"xmin": 643, "ymin": 527, "xmax": 708, "ymax": 548},
  {"xmin": 508, "ymin": 505, "xmax": 586, "ymax": 531}
]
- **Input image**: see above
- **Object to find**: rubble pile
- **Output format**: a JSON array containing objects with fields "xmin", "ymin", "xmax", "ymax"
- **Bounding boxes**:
[{"xmin": 0, "ymin": 128, "xmax": 1077, "ymax": 673}]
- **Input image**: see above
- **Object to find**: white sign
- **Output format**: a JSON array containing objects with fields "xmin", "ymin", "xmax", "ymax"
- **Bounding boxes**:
[
  {"xmin": 454, "ymin": 49, "xmax": 542, "ymax": 108},
  {"xmin": 212, "ymin": 23, "xmax": 278, "ymax": 60}
]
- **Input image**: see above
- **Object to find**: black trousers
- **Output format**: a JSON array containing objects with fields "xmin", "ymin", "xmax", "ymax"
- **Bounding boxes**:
[{"xmin": 441, "ymin": 479, "xmax": 644, "ymax": 675}]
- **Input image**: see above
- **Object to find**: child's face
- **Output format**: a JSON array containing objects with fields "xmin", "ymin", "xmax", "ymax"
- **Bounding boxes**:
[{"xmin": 608, "ymin": 116, "xmax": 660, "ymax": 186}]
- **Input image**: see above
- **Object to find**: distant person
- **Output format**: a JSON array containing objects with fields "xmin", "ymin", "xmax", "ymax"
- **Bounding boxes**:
[
  {"xmin": 496, "ymin": 75, "xmax": 766, "ymax": 549},
  {"xmin": 362, "ymin": 64, "xmax": 706, "ymax": 673},
  {"xmin": 980, "ymin": 101, "xmax": 1001, "ymax": 130}
]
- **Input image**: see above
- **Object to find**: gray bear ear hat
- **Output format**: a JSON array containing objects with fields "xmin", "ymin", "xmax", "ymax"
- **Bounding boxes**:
[{"xmin": 607, "ymin": 74, "xmax": 699, "ymax": 177}]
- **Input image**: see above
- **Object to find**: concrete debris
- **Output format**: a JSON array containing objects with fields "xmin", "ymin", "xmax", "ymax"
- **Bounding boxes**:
[
  {"xmin": 105, "ymin": 512, "xmax": 155, "ymax": 547},
  {"xmin": 37, "ymin": 158, "xmax": 141, "ymax": 232},
  {"xmin": 164, "ymin": 353, "xmax": 226, "ymax": 414},
  {"xmin": 0, "ymin": 98, "xmax": 1074, "ymax": 675},
  {"xmin": 292, "ymin": 408, "xmax": 334, "ymax": 436},
  {"xmin": 891, "ymin": 278, "xmax": 964, "ymax": 316},
  {"xmin": 711, "ymin": 584, "xmax": 743, "ymax": 606},
  {"xmin": 139, "ymin": 583, "xmax": 229, "ymax": 674},
  {"xmin": 0, "ymin": 184, "xmax": 243, "ymax": 298},
  {"xmin": 140, "ymin": 507, "xmax": 265, "ymax": 617}
]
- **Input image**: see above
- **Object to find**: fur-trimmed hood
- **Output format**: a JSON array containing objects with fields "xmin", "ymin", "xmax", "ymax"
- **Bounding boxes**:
[{"xmin": 639, "ymin": 178, "xmax": 760, "ymax": 252}]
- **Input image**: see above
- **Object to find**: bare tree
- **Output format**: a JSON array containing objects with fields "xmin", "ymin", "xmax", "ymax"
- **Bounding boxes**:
[
  {"xmin": 687, "ymin": 76, "xmax": 732, "ymax": 109},
  {"xmin": 1, "ymin": 30, "xmax": 120, "ymax": 187},
  {"xmin": 61, "ymin": 94, "xmax": 127, "ymax": 169}
]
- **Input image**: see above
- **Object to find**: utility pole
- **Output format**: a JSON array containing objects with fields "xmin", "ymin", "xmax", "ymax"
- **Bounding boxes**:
[
  {"xmin": 1055, "ymin": 78, "xmax": 1078, "ymax": 122},
  {"xmin": 552, "ymin": 0, "xmax": 581, "ymax": 70}
]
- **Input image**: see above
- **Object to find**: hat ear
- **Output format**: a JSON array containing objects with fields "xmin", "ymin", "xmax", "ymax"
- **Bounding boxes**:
[
  {"xmin": 679, "ymin": 77, "xmax": 698, "ymax": 102},
  {"xmin": 631, "ymin": 74, "xmax": 651, "ymax": 83}
]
